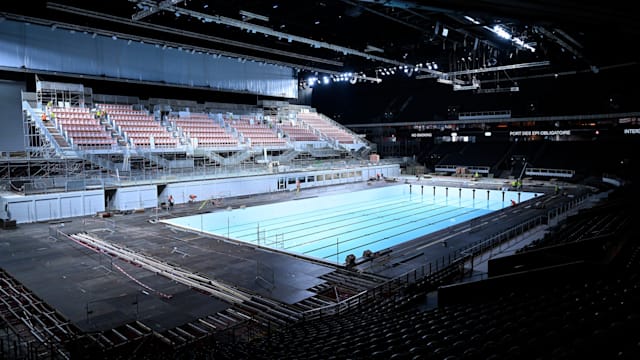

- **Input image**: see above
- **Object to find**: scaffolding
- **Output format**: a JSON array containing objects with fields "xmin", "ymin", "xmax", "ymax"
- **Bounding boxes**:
[{"xmin": 35, "ymin": 76, "xmax": 89, "ymax": 109}]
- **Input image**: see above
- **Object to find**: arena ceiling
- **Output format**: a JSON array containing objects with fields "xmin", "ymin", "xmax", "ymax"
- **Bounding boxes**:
[{"xmin": 2, "ymin": 1, "xmax": 640, "ymax": 89}]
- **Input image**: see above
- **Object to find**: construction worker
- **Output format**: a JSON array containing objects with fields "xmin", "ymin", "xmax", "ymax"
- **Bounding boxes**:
[
  {"xmin": 41, "ymin": 112, "xmax": 47, "ymax": 122},
  {"xmin": 168, "ymin": 195, "xmax": 174, "ymax": 210}
]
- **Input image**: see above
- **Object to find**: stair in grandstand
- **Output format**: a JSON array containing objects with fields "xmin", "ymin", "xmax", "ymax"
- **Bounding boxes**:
[
  {"xmin": 140, "ymin": 152, "xmax": 173, "ymax": 170},
  {"xmin": 82, "ymin": 153, "xmax": 122, "ymax": 173},
  {"xmin": 43, "ymin": 119, "xmax": 71, "ymax": 150},
  {"xmin": 270, "ymin": 148, "xmax": 299, "ymax": 163},
  {"xmin": 0, "ymin": 269, "xmax": 78, "ymax": 359},
  {"xmin": 354, "ymin": 145, "xmax": 371, "ymax": 159},
  {"xmin": 207, "ymin": 150, "xmax": 254, "ymax": 166},
  {"xmin": 307, "ymin": 146, "xmax": 343, "ymax": 158},
  {"xmin": 100, "ymin": 117, "xmax": 127, "ymax": 147},
  {"xmin": 297, "ymin": 269, "xmax": 390, "ymax": 310}
]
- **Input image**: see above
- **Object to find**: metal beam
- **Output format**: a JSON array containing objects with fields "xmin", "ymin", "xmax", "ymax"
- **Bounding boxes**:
[
  {"xmin": 346, "ymin": 0, "xmax": 505, "ymax": 53},
  {"xmin": 552, "ymin": 28, "xmax": 583, "ymax": 50},
  {"xmin": 445, "ymin": 61, "xmax": 550, "ymax": 76},
  {"xmin": 45, "ymin": 4, "xmax": 344, "ymax": 68},
  {"xmin": 157, "ymin": 3, "xmax": 414, "ymax": 67},
  {"xmin": 130, "ymin": 0, "xmax": 182, "ymax": 21},
  {"xmin": 344, "ymin": 111, "xmax": 640, "ymax": 128},
  {"xmin": 355, "ymin": 0, "xmax": 458, "ymax": 14},
  {"xmin": 239, "ymin": 10, "xmax": 269, "ymax": 23},
  {"xmin": 444, "ymin": 14, "xmax": 505, "ymax": 50},
  {"xmin": 534, "ymin": 26, "xmax": 584, "ymax": 60},
  {"xmin": 339, "ymin": 0, "xmax": 425, "ymax": 32}
]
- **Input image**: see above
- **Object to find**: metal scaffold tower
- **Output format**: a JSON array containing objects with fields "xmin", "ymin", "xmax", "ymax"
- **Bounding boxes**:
[{"xmin": 35, "ymin": 75, "xmax": 90, "ymax": 109}]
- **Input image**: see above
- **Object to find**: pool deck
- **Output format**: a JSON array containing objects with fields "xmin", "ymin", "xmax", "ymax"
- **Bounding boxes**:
[{"xmin": 0, "ymin": 175, "xmax": 590, "ymax": 337}]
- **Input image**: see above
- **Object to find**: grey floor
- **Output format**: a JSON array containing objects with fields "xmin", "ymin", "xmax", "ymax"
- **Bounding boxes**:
[{"xmin": 0, "ymin": 176, "xmax": 585, "ymax": 335}]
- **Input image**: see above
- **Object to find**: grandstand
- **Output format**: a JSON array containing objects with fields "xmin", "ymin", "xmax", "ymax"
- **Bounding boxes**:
[{"xmin": 2, "ymin": 1, "xmax": 640, "ymax": 359}]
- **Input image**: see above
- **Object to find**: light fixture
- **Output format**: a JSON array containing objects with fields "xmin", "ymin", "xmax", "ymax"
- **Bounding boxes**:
[
  {"xmin": 492, "ymin": 25, "xmax": 511, "ymax": 40},
  {"xmin": 464, "ymin": 16, "xmax": 480, "ymax": 25}
]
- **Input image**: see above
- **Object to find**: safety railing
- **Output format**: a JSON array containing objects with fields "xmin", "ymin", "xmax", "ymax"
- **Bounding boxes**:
[
  {"xmin": 525, "ymin": 167, "xmax": 575, "ymax": 178},
  {"xmin": 299, "ymin": 192, "xmax": 592, "ymax": 321},
  {"xmin": 435, "ymin": 164, "xmax": 491, "ymax": 174},
  {"xmin": 22, "ymin": 101, "xmax": 65, "ymax": 157}
]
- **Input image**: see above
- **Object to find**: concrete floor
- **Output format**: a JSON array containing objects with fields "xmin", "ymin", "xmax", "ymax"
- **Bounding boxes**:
[{"xmin": 0, "ymin": 175, "xmax": 588, "ymax": 337}]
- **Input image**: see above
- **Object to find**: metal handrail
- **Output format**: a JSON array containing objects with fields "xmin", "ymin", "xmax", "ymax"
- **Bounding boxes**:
[{"xmin": 22, "ymin": 101, "xmax": 65, "ymax": 157}]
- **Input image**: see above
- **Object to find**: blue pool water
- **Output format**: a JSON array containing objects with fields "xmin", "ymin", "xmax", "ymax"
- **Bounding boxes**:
[{"xmin": 162, "ymin": 185, "xmax": 542, "ymax": 264}]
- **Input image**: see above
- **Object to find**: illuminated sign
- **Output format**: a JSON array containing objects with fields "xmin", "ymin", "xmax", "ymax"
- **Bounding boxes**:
[{"xmin": 509, "ymin": 130, "xmax": 571, "ymax": 136}]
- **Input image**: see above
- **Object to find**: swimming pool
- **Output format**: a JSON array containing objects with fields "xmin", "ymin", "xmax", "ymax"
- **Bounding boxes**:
[{"xmin": 162, "ymin": 184, "xmax": 542, "ymax": 264}]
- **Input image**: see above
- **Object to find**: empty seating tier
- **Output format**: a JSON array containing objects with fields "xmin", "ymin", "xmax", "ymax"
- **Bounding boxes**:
[
  {"xmin": 276, "ymin": 122, "xmax": 321, "ymax": 141},
  {"xmin": 52, "ymin": 107, "xmax": 116, "ymax": 149},
  {"xmin": 99, "ymin": 104, "xmax": 178, "ymax": 149},
  {"xmin": 226, "ymin": 116, "xmax": 286, "ymax": 147},
  {"xmin": 297, "ymin": 112, "xmax": 359, "ymax": 144},
  {"xmin": 171, "ymin": 113, "xmax": 238, "ymax": 148}
]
